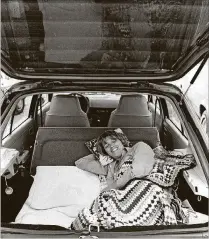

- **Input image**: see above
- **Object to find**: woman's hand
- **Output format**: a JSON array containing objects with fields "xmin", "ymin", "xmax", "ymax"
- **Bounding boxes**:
[
  {"xmin": 101, "ymin": 186, "xmax": 111, "ymax": 193},
  {"xmin": 101, "ymin": 182, "xmax": 117, "ymax": 193}
]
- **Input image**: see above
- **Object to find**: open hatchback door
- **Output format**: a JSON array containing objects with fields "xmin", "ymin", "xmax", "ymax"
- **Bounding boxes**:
[{"xmin": 1, "ymin": 0, "xmax": 209, "ymax": 238}]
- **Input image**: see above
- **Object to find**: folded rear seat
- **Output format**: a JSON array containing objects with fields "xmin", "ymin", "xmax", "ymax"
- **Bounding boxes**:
[{"xmin": 30, "ymin": 127, "xmax": 160, "ymax": 175}]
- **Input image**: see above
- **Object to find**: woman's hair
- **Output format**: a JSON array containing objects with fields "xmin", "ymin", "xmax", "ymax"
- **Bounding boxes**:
[
  {"xmin": 97, "ymin": 130, "xmax": 118, "ymax": 155},
  {"xmin": 97, "ymin": 130, "xmax": 130, "ymax": 156}
]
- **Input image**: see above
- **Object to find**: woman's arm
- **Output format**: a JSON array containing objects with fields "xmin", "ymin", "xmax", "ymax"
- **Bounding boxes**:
[
  {"xmin": 101, "ymin": 142, "xmax": 156, "ymax": 191},
  {"xmin": 132, "ymin": 142, "xmax": 155, "ymax": 178},
  {"xmin": 101, "ymin": 169, "xmax": 133, "ymax": 191},
  {"xmin": 101, "ymin": 182, "xmax": 118, "ymax": 192}
]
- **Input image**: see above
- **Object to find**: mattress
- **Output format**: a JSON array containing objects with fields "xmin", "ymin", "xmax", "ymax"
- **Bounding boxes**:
[{"xmin": 14, "ymin": 166, "xmax": 208, "ymax": 228}]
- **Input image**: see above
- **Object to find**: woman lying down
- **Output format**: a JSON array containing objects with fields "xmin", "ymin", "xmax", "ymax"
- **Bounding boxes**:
[{"xmin": 71, "ymin": 128, "xmax": 197, "ymax": 230}]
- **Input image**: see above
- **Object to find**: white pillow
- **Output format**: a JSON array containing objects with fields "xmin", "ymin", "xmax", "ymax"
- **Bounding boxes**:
[{"xmin": 27, "ymin": 166, "xmax": 100, "ymax": 209}]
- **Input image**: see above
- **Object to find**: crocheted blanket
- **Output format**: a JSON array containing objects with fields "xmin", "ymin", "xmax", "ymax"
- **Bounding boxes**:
[{"xmin": 71, "ymin": 147, "xmax": 196, "ymax": 230}]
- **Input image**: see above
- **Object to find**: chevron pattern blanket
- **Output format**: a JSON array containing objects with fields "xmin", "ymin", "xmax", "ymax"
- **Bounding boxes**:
[{"xmin": 71, "ymin": 147, "xmax": 196, "ymax": 230}]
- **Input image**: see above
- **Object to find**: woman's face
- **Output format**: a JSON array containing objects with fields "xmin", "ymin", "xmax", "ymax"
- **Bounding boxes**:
[{"xmin": 102, "ymin": 136, "xmax": 125, "ymax": 160}]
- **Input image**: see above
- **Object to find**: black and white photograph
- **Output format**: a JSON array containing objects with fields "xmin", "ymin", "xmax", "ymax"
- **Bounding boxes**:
[{"xmin": 1, "ymin": 0, "xmax": 209, "ymax": 238}]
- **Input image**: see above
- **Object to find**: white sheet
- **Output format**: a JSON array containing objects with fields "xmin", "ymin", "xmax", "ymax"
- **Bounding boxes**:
[
  {"xmin": 15, "ymin": 202, "xmax": 79, "ymax": 228},
  {"xmin": 182, "ymin": 208, "xmax": 209, "ymax": 225}
]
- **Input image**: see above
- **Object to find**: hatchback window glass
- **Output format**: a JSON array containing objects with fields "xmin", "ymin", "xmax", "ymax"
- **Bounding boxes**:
[{"xmin": 1, "ymin": 1, "xmax": 208, "ymax": 74}]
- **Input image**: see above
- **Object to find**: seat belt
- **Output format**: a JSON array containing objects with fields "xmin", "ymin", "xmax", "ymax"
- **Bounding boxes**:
[
  {"xmin": 152, "ymin": 99, "xmax": 158, "ymax": 127},
  {"xmin": 152, "ymin": 98, "xmax": 165, "ymax": 147},
  {"xmin": 39, "ymin": 95, "xmax": 43, "ymax": 127}
]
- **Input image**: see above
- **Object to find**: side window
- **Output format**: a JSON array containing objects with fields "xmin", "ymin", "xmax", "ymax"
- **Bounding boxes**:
[
  {"xmin": 152, "ymin": 96, "xmax": 161, "ymax": 113},
  {"xmin": 40, "ymin": 94, "xmax": 49, "ymax": 107},
  {"xmin": 148, "ymin": 95, "xmax": 161, "ymax": 114},
  {"xmin": 166, "ymin": 101, "xmax": 183, "ymax": 133},
  {"xmin": 37, "ymin": 93, "xmax": 49, "ymax": 111},
  {"xmin": 2, "ymin": 95, "xmax": 33, "ymax": 138}
]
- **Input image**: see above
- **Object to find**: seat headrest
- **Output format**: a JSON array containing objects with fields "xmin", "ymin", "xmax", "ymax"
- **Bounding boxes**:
[
  {"xmin": 108, "ymin": 94, "xmax": 152, "ymax": 127},
  {"xmin": 45, "ymin": 95, "xmax": 90, "ymax": 127},
  {"xmin": 47, "ymin": 95, "xmax": 84, "ymax": 116},
  {"xmin": 116, "ymin": 94, "xmax": 150, "ymax": 116}
]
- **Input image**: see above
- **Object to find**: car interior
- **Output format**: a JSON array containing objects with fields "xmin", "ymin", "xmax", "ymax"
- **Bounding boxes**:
[
  {"xmin": 1, "ymin": 91, "xmax": 208, "ymax": 228},
  {"xmin": 1, "ymin": 0, "xmax": 209, "ymax": 235}
]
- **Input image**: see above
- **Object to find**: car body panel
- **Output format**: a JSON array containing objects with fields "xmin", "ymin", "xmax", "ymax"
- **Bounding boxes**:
[
  {"xmin": 1, "ymin": 223, "xmax": 209, "ymax": 238},
  {"xmin": 1, "ymin": 86, "xmax": 209, "ymax": 237},
  {"xmin": 1, "ymin": 0, "xmax": 209, "ymax": 237},
  {"xmin": 2, "ymin": 118, "xmax": 35, "ymax": 152}
]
